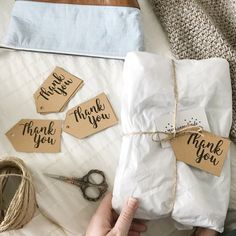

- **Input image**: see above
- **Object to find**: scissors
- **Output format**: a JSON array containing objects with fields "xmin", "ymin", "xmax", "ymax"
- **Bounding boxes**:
[{"xmin": 44, "ymin": 169, "xmax": 108, "ymax": 202}]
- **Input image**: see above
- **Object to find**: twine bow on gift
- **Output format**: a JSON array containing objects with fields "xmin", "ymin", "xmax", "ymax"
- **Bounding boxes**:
[
  {"xmin": 124, "ymin": 124, "xmax": 203, "ymax": 143},
  {"xmin": 151, "ymin": 125, "xmax": 203, "ymax": 142}
]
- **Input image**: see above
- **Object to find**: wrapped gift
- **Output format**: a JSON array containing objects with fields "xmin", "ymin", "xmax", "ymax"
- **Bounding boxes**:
[
  {"xmin": 112, "ymin": 52, "xmax": 232, "ymax": 232},
  {"xmin": 1, "ymin": 0, "xmax": 143, "ymax": 59}
]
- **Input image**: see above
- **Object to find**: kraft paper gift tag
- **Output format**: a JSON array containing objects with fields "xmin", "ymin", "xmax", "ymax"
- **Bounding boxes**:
[
  {"xmin": 63, "ymin": 93, "xmax": 118, "ymax": 139},
  {"xmin": 6, "ymin": 119, "xmax": 62, "ymax": 153},
  {"xmin": 171, "ymin": 131, "xmax": 231, "ymax": 176},
  {"xmin": 34, "ymin": 67, "xmax": 84, "ymax": 113}
]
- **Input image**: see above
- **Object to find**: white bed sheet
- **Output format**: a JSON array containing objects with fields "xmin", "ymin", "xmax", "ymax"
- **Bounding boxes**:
[{"xmin": 0, "ymin": 1, "xmax": 235, "ymax": 236}]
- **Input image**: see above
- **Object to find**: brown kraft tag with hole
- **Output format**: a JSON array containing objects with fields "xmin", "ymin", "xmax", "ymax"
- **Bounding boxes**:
[
  {"xmin": 6, "ymin": 119, "xmax": 62, "ymax": 153},
  {"xmin": 170, "ymin": 131, "xmax": 231, "ymax": 176},
  {"xmin": 63, "ymin": 93, "xmax": 118, "ymax": 139},
  {"xmin": 34, "ymin": 67, "xmax": 84, "ymax": 114}
]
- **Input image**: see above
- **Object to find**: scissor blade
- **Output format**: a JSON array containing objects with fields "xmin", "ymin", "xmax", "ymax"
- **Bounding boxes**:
[{"xmin": 44, "ymin": 173, "xmax": 68, "ymax": 182}]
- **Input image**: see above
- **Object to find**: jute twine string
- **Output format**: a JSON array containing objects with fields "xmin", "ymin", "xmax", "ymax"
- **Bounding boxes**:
[
  {"xmin": 0, "ymin": 157, "xmax": 36, "ymax": 232},
  {"xmin": 124, "ymin": 60, "xmax": 203, "ymax": 208},
  {"xmin": 125, "ymin": 125, "xmax": 203, "ymax": 142},
  {"xmin": 124, "ymin": 60, "xmax": 203, "ymax": 141},
  {"xmin": 0, "ymin": 157, "xmax": 67, "ymax": 234}
]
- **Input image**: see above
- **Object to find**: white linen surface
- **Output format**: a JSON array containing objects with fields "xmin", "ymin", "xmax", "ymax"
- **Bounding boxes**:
[
  {"xmin": 112, "ymin": 52, "xmax": 232, "ymax": 233},
  {"xmin": 0, "ymin": 1, "xmax": 235, "ymax": 236}
]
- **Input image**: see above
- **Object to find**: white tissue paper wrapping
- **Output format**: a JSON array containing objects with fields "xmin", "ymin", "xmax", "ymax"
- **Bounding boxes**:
[{"xmin": 112, "ymin": 52, "xmax": 232, "ymax": 232}]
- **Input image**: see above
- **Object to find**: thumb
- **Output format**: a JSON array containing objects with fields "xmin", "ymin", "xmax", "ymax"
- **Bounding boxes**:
[{"xmin": 112, "ymin": 198, "xmax": 139, "ymax": 236}]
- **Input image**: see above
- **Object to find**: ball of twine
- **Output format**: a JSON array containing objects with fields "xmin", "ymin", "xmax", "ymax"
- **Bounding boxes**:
[{"xmin": 0, "ymin": 157, "xmax": 37, "ymax": 232}]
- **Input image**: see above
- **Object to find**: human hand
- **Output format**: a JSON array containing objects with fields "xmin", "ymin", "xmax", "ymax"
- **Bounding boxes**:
[
  {"xmin": 86, "ymin": 192, "xmax": 147, "ymax": 236},
  {"xmin": 195, "ymin": 228, "xmax": 218, "ymax": 236}
]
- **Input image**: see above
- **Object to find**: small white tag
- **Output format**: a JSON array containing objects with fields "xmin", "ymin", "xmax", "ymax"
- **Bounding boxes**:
[{"xmin": 156, "ymin": 108, "xmax": 210, "ymax": 148}]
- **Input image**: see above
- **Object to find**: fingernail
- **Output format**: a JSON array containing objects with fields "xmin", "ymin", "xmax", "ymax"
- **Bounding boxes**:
[
  {"xmin": 128, "ymin": 197, "xmax": 139, "ymax": 209},
  {"xmin": 140, "ymin": 224, "xmax": 147, "ymax": 232}
]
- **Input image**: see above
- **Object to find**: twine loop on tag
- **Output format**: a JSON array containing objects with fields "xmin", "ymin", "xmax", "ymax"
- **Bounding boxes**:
[
  {"xmin": 124, "ymin": 125, "xmax": 203, "ymax": 142},
  {"xmin": 151, "ymin": 125, "xmax": 203, "ymax": 142}
]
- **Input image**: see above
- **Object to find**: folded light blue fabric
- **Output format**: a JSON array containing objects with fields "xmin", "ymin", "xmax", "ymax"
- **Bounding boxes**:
[{"xmin": 1, "ymin": 1, "xmax": 144, "ymax": 59}]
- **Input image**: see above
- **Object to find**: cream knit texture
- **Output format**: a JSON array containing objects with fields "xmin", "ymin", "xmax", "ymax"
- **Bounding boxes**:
[{"xmin": 150, "ymin": 0, "xmax": 236, "ymax": 142}]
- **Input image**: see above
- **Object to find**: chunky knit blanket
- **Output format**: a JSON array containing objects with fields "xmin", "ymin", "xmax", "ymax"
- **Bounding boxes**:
[{"xmin": 150, "ymin": 0, "xmax": 236, "ymax": 142}]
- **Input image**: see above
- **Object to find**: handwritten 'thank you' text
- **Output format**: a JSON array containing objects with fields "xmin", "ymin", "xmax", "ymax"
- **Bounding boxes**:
[
  {"xmin": 73, "ymin": 98, "xmax": 110, "ymax": 129},
  {"xmin": 187, "ymin": 133, "xmax": 224, "ymax": 166},
  {"xmin": 39, "ymin": 72, "xmax": 73, "ymax": 101},
  {"xmin": 21, "ymin": 121, "xmax": 57, "ymax": 148}
]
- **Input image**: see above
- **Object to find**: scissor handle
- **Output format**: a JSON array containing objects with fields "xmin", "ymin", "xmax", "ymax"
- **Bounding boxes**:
[
  {"xmin": 80, "ymin": 183, "xmax": 108, "ymax": 202},
  {"xmin": 82, "ymin": 169, "xmax": 107, "ymax": 186},
  {"xmin": 79, "ymin": 169, "xmax": 108, "ymax": 202}
]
